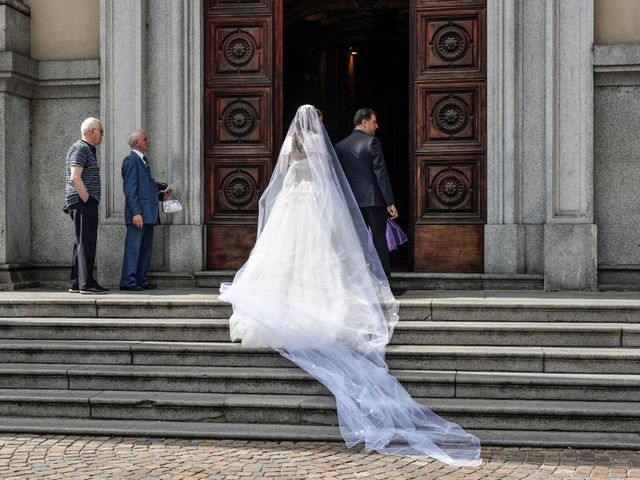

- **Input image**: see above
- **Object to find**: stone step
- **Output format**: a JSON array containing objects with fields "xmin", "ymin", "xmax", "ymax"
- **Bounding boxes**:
[
  {"xmin": 1, "ymin": 318, "xmax": 637, "ymax": 347},
  {"xmin": 0, "ymin": 390, "xmax": 638, "ymax": 434},
  {"xmin": 0, "ymin": 417, "xmax": 637, "ymax": 449},
  {"xmin": 190, "ymin": 271, "xmax": 545, "ymax": 290},
  {"xmin": 0, "ymin": 340, "xmax": 638, "ymax": 373},
  {"xmin": 1, "ymin": 364, "xmax": 639, "ymax": 402},
  {"xmin": 4, "ymin": 290, "xmax": 640, "ymax": 323}
]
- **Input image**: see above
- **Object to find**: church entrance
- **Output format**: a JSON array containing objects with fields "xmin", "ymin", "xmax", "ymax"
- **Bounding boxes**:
[
  {"xmin": 203, "ymin": 0, "xmax": 486, "ymax": 273},
  {"xmin": 283, "ymin": 2, "xmax": 410, "ymax": 270}
]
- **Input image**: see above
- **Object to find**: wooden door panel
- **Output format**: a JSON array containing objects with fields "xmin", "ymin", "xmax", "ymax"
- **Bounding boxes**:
[
  {"xmin": 416, "ymin": 6, "xmax": 485, "ymax": 77},
  {"xmin": 205, "ymin": 0, "xmax": 280, "ymax": 270},
  {"xmin": 207, "ymin": 225, "xmax": 257, "ymax": 270},
  {"xmin": 412, "ymin": 1, "xmax": 486, "ymax": 272},
  {"xmin": 416, "ymin": 81, "xmax": 486, "ymax": 150},
  {"xmin": 205, "ymin": 16, "xmax": 273, "ymax": 83},
  {"xmin": 204, "ymin": 157, "xmax": 269, "ymax": 222},
  {"xmin": 414, "ymin": 225, "xmax": 484, "ymax": 272},
  {"xmin": 417, "ymin": 154, "xmax": 486, "ymax": 221},
  {"xmin": 206, "ymin": 0, "xmax": 272, "ymax": 13},
  {"xmin": 205, "ymin": 87, "xmax": 273, "ymax": 154}
]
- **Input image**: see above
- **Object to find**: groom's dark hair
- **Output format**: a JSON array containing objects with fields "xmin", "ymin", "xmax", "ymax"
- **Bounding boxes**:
[{"xmin": 354, "ymin": 108, "xmax": 376, "ymax": 127}]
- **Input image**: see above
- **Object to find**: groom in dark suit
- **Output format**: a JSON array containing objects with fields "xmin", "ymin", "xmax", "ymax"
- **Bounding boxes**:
[
  {"xmin": 119, "ymin": 129, "xmax": 165, "ymax": 291},
  {"xmin": 335, "ymin": 108, "xmax": 398, "ymax": 279}
]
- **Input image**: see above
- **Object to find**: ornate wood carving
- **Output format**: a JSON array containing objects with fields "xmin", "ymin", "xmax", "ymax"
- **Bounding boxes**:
[
  {"xmin": 204, "ymin": 1, "xmax": 280, "ymax": 269},
  {"xmin": 417, "ymin": 82, "xmax": 485, "ymax": 149},
  {"xmin": 205, "ymin": 87, "xmax": 272, "ymax": 155},
  {"xmin": 204, "ymin": 157, "xmax": 269, "ymax": 222},
  {"xmin": 412, "ymin": 1, "xmax": 486, "ymax": 272},
  {"xmin": 417, "ymin": 155, "xmax": 486, "ymax": 221},
  {"xmin": 417, "ymin": 8, "xmax": 485, "ymax": 76},
  {"xmin": 205, "ymin": 17, "xmax": 272, "ymax": 83}
]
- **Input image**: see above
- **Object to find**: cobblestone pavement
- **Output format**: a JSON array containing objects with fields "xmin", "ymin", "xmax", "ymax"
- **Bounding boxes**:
[{"xmin": 0, "ymin": 435, "xmax": 638, "ymax": 479}]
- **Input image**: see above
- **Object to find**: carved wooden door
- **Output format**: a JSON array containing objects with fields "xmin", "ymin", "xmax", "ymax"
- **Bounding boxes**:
[
  {"xmin": 204, "ymin": 0, "xmax": 282, "ymax": 269},
  {"xmin": 411, "ymin": 0, "xmax": 486, "ymax": 272}
]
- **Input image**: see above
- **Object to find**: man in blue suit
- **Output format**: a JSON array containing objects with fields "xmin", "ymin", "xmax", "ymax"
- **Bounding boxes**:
[{"xmin": 119, "ymin": 129, "xmax": 166, "ymax": 291}]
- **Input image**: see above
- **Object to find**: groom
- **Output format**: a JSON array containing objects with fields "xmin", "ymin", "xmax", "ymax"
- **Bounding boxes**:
[{"xmin": 335, "ymin": 108, "xmax": 398, "ymax": 279}]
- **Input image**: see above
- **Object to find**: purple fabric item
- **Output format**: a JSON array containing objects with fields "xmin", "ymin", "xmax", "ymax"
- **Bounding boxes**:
[
  {"xmin": 368, "ymin": 219, "xmax": 408, "ymax": 252},
  {"xmin": 386, "ymin": 219, "xmax": 408, "ymax": 251}
]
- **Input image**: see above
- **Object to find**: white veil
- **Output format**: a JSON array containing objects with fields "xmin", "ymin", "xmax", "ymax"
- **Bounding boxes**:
[{"xmin": 220, "ymin": 105, "xmax": 481, "ymax": 466}]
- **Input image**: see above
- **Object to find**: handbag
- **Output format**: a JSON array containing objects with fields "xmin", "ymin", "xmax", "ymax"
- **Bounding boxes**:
[
  {"xmin": 367, "ymin": 218, "xmax": 408, "ymax": 252},
  {"xmin": 385, "ymin": 218, "xmax": 408, "ymax": 251},
  {"xmin": 162, "ymin": 198, "xmax": 183, "ymax": 213}
]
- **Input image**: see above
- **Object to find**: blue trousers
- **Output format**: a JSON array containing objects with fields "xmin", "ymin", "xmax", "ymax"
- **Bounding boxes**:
[{"xmin": 120, "ymin": 224, "xmax": 154, "ymax": 287}]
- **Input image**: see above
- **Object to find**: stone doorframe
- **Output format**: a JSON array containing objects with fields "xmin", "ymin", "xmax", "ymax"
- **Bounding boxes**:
[
  {"xmin": 485, "ymin": 0, "xmax": 595, "ymax": 290},
  {"xmin": 99, "ymin": 0, "xmax": 595, "ymax": 289}
]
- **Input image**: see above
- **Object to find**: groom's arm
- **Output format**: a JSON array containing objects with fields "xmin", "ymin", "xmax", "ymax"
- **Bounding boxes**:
[{"xmin": 370, "ymin": 138, "xmax": 395, "ymax": 207}]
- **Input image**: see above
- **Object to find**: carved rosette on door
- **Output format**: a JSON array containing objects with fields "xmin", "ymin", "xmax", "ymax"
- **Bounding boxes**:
[
  {"xmin": 412, "ymin": 1, "xmax": 487, "ymax": 272},
  {"xmin": 204, "ymin": 0, "xmax": 280, "ymax": 269}
]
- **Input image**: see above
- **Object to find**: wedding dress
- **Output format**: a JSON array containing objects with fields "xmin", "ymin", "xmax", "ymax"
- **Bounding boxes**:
[{"xmin": 219, "ymin": 105, "xmax": 481, "ymax": 466}]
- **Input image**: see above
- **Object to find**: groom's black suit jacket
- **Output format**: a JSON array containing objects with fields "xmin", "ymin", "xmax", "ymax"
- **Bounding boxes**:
[{"xmin": 335, "ymin": 129, "xmax": 395, "ymax": 208}]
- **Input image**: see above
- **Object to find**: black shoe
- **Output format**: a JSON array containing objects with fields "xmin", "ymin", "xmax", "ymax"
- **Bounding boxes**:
[
  {"xmin": 94, "ymin": 284, "xmax": 110, "ymax": 292},
  {"xmin": 141, "ymin": 283, "xmax": 158, "ymax": 290},
  {"xmin": 119, "ymin": 285, "xmax": 144, "ymax": 291},
  {"xmin": 391, "ymin": 287, "xmax": 407, "ymax": 296},
  {"xmin": 68, "ymin": 287, "xmax": 80, "ymax": 293},
  {"xmin": 79, "ymin": 286, "xmax": 108, "ymax": 295}
]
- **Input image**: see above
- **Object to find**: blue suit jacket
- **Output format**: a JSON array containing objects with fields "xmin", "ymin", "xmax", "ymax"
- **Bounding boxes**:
[{"xmin": 121, "ymin": 152, "xmax": 160, "ymax": 225}]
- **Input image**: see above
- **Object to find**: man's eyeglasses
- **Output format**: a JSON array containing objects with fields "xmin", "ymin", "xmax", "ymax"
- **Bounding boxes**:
[{"xmin": 92, "ymin": 128, "xmax": 104, "ymax": 135}]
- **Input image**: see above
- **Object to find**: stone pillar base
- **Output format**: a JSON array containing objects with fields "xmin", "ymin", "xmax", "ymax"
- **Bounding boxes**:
[
  {"xmin": 96, "ymin": 224, "xmax": 204, "ymax": 287},
  {"xmin": 544, "ymin": 224, "xmax": 597, "ymax": 291},
  {"xmin": 484, "ymin": 224, "xmax": 525, "ymax": 274}
]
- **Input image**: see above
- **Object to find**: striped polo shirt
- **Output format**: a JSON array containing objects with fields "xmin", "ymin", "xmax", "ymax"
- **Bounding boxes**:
[{"xmin": 64, "ymin": 140, "xmax": 101, "ymax": 208}]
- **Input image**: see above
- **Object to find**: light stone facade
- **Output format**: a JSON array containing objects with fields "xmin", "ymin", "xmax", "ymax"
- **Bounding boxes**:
[{"xmin": 0, "ymin": 0, "xmax": 639, "ymax": 290}]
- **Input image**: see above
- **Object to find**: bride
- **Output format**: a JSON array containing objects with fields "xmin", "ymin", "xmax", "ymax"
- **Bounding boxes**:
[{"xmin": 220, "ymin": 105, "xmax": 481, "ymax": 466}]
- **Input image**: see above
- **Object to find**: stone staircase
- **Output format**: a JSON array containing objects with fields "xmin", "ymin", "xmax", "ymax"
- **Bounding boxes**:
[{"xmin": 0, "ymin": 289, "xmax": 638, "ymax": 449}]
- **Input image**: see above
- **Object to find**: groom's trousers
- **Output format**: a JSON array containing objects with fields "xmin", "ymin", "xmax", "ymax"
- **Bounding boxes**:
[{"xmin": 360, "ymin": 206, "xmax": 390, "ymax": 279}]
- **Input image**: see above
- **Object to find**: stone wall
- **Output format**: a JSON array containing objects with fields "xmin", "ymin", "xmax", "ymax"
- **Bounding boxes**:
[
  {"xmin": 595, "ymin": 0, "xmax": 640, "ymax": 44},
  {"xmin": 594, "ymin": 45, "xmax": 640, "ymax": 287},
  {"xmin": 23, "ymin": 0, "xmax": 99, "ymax": 60}
]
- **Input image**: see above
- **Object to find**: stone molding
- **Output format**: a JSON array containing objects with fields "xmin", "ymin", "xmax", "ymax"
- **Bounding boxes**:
[
  {"xmin": 594, "ymin": 44, "xmax": 640, "ymax": 86},
  {"xmin": 545, "ymin": 0, "xmax": 594, "ymax": 223},
  {"xmin": 100, "ymin": 0, "xmax": 202, "ymax": 226},
  {"xmin": 487, "ymin": 0, "xmax": 520, "ymax": 226},
  {"xmin": 0, "ymin": 0, "xmax": 29, "ymax": 16},
  {"xmin": 0, "ymin": 52, "xmax": 99, "ymax": 99},
  {"xmin": 100, "ymin": 0, "xmax": 146, "ymax": 223}
]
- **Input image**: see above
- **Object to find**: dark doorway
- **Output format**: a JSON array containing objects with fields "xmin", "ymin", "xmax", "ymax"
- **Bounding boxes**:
[{"xmin": 283, "ymin": 2, "xmax": 410, "ymax": 270}]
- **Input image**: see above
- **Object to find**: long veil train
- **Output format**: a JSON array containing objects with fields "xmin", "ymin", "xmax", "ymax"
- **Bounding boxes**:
[{"xmin": 219, "ymin": 105, "xmax": 481, "ymax": 466}]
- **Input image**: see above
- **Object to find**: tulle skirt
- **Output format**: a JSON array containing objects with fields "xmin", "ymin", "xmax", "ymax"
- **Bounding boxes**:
[
  {"xmin": 225, "ymin": 180, "xmax": 394, "ymax": 350},
  {"xmin": 220, "ymin": 175, "xmax": 481, "ymax": 467}
]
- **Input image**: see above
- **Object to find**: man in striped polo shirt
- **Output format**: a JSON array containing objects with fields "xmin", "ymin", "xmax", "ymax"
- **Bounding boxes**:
[{"xmin": 64, "ymin": 117, "xmax": 109, "ymax": 294}]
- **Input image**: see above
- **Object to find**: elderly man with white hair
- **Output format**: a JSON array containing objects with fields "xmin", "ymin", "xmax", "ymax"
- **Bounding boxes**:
[
  {"xmin": 119, "ymin": 129, "xmax": 169, "ymax": 291},
  {"xmin": 64, "ymin": 117, "xmax": 109, "ymax": 294}
]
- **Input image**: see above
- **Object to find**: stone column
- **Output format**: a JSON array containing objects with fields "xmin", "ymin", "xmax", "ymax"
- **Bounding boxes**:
[
  {"xmin": 96, "ymin": 0, "xmax": 147, "ymax": 285},
  {"xmin": 145, "ymin": 0, "xmax": 204, "ymax": 275},
  {"xmin": 542, "ymin": 0, "xmax": 597, "ymax": 290},
  {"xmin": 98, "ymin": 0, "xmax": 203, "ymax": 286},
  {"xmin": 0, "ymin": 0, "xmax": 33, "ymax": 287},
  {"xmin": 485, "ymin": 0, "xmax": 596, "ymax": 289},
  {"xmin": 485, "ymin": 0, "xmax": 526, "ymax": 274}
]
